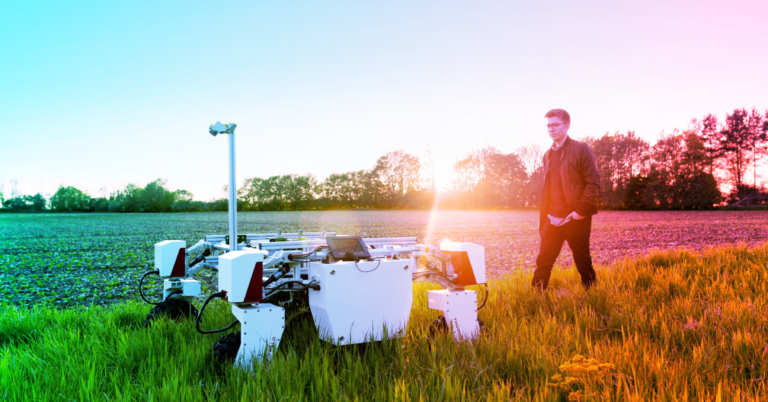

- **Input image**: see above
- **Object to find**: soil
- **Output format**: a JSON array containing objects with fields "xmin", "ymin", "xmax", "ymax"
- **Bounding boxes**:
[{"xmin": 2, "ymin": 210, "xmax": 766, "ymax": 309}]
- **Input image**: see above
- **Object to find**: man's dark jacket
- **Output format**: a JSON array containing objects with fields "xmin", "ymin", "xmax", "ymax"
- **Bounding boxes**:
[{"xmin": 539, "ymin": 137, "xmax": 601, "ymax": 235}]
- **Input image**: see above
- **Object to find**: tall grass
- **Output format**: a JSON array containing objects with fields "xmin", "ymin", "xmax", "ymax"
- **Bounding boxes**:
[{"xmin": 2, "ymin": 244, "xmax": 766, "ymax": 401}]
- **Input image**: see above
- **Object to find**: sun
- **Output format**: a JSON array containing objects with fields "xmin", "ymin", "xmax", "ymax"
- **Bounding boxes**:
[{"xmin": 427, "ymin": 159, "xmax": 457, "ymax": 193}]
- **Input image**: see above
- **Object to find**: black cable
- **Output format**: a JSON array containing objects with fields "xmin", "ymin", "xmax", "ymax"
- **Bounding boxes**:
[
  {"xmin": 196, "ymin": 291, "xmax": 239, "ymax": 335},
  {"xmin": 139, "ymin": 270, "xmax": 161, "ymax": 305},
  {"xmin": 267, "ymin": 280, "xmax": 308, "ymax": 290},
  {"xmin": 288, "ymin": 246, "xmax": 327, "ymax": 261},
  {"xmin": 188, "ymin": 248, "xmax": 211, "ymax": 268},
  {"xmin": 477, "ymin": 283, "xmax": 489, "ymax": 311},
  {"xmin": 263, "ymin": 263, "xmax": 292, "ymax": 287},
  {"xmin": 354, "ymin": 257, "xmax": 381, "ymax": 273},
  {"xmin": 264, "ymin": 280, "xmax": 319, "ymax": 298},
  {"xmin": 410, "ymin": 270, "xmax": 487, "ymax": 310},
  {"xmin": 412, "ymin": 270, "xmax": 451, "ymax": 280},
  {"xmin": 287, "ymin": 258, "xmax": 322, "ymax": 263}
]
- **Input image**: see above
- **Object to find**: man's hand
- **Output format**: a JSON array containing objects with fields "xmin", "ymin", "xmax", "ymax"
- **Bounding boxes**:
[{"xmin": 571, "ymin": 212, "xmax": 585, "ymax": 220}]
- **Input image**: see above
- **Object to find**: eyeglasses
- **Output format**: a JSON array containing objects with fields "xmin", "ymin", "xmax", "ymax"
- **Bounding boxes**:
[{"xmin": 547, "ymin": 123, "xmax": 567, "ymax": 129}]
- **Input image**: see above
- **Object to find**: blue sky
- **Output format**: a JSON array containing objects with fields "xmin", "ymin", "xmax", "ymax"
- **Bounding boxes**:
[{"xmin": 2, "ymin": 0, "xmax": 767, "ymax": 200}]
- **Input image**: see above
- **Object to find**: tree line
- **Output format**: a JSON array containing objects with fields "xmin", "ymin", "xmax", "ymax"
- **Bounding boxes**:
[
  {"xmin": 585, "ymin": 107, "xmax": 768, "ymax": 209},
  {"xmin": 0, "ymin": 179, "xmax": 229, "ymax": 213},
  {"xmin": 3, "ymin": 107, "xmax": 767, "ymax": 212}
]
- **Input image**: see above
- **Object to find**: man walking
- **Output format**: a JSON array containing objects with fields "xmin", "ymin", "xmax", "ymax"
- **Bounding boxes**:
[{"xmin": 532, "ymin": 109, "xmax": 601, "ymax": 291}]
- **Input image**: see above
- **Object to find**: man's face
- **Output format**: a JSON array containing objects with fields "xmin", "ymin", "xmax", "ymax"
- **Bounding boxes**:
[{"xmin": 547, "ymin": 116, "xmax": 569, "ymax": 143}]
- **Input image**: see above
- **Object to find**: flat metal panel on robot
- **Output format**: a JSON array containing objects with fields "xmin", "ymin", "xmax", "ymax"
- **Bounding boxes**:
[
  {"xmin": 218, "ymin": 249, "xmax": 268, "ymax": 303},
  {"xmin": 308, "ymin": 259, "xmax": 413, "ymax": 345},
  {"xmin": 440, "ymin": 241, "xmax": 486, "ymax": 285},
  {"xmin": 155, "ymin": 240, "xmax": 186, "ymax": 278}
]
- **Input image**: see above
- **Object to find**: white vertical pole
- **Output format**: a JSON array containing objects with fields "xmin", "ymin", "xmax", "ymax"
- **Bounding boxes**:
[{"xmin": 228, "ymin": 130, "xmax": 238, "ymax": 251}]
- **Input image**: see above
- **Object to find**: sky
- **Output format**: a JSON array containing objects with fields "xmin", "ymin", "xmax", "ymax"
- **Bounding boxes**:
[{"xmin": 2, "ymin": 0, "xmax": 767, "ymax": 201}]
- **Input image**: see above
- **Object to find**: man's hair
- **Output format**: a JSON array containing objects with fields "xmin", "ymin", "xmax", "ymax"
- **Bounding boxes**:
[{"xmin": 545, "ymin": 109, "xmax": 570, "ymax": 125}]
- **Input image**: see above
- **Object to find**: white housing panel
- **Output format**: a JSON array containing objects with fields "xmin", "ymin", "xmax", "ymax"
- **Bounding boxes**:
[
  {"xmin": 218, "ymin": 249, "xmax": 268, "ymax": 303},
  {"xmin": 155, "ymin": 240, "xmax": 186, "ymax": 277},
  {"xmin": 440, "ymin": 241, "xmax": 486, "ymax": 284},
  {"xmin": 309, "ymin": 259, "xmax": 413, "ymax": 345},
  {"xmin": 428, "ymin": 289, "xmax": 480, "ymax": 339},
  {"xmin": 232, "ymin": 303, "xmax": 285, "ymax": 369}
]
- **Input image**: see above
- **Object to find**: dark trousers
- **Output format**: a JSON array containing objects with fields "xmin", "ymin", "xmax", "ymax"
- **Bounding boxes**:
[{"xmin": 532, "ymin": 216, "xmax": 596, "ymax": 290}]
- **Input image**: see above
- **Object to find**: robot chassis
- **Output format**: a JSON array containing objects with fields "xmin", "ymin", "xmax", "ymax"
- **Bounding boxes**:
[
  {"xmin": 139, "ymin": 122, "xmax": 489, "ymax": 369},
  {"xmin": 148, "ymin": 233, "xmax": 488, "ymax": 368}
]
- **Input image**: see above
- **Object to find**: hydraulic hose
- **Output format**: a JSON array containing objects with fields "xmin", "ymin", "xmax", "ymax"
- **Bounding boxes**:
[
  {"xmin": 287, "ymin": 246, "xmax": 327, "ymax": 261},
  {"xmin": 196, "ymin": 291, "xmax": 239, "ymax": 335},
  {"xmin": 264, "ymin": 280, "xmax": 320, "ymax": 298},
  {"xmin": 477, "ymin": 283, "xmax": 489, "ymax": 311},
  {"xmin": 189, "ymin": 249, "xmax": 212, "ymax": 268},
  {"xmin": 139, "ymin": 270, "xmax": 161, "ymax": 305},
  {"xmin": 263, "ymin": 263, "xmax": 291, "ymax": 288}
]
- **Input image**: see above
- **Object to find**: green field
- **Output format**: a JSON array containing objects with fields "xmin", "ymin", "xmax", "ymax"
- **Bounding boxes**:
[
  {"xmin": 2, "ymin": 210, "xmax": 767, "ymax": 308},
  {"xmin": 1, "ymin": 212, "xmax": 767, "ymax": 400}
]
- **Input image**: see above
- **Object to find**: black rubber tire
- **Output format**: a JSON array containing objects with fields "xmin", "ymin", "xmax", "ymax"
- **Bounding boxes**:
[
  {"xmin": 279, "ymin": 309, "xmax": 317, "ymax": 354},
  {"xmin": 212, "ymin": 331, "xmax": 241, "ymax": 364},
  {"xmin": 429, "ymin": 314, "xmax": 449, "ymax": 338},
  {"xmin": 144, "ymin": 298, "xmax": 199, "ymax": 327},
  {"xmin": 477, "ymin": 319, "xmax": 487, "ymax": 334},
  {"xmin": 426, "ymin": 314, "xmax": 448, "ymax": 352},
  {"xmin": 428, "ymin": 315, "xmax": 485, "ymax": 337}
]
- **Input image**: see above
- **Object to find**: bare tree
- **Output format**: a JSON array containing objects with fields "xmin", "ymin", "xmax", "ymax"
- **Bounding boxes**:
[
  {"xmin": 453, "ymin": 146, "xmax": 527, "ymax": 207},
  {"xmin": 719, "ymin": 108, "xmax": 752, "ymax": 191},
  {"xmin": 615, "ymin": 131, "xmax": 650, "ymax": 179},
  {"xmin": 423, "ymin": 144, "xmax": 436, "ymax": 193},
  {"xmin": 10, "ymin": 179, "xmax": 19, "ymax": 198},
  {"xmin": 515, "ymin": 143, "xmax": 544, "ymax": 176},
  {"xmin": 372, "ymin": 150, "xmax": 422, "ymax": 206},
  {"xmin": 746, "ymin": 107, "xmax": 768, "ymax": 187},
  {"xmin": 696, "ymin": 113, "xmax": 721, "ymax": 175},
  {"xmin": 582, "ymin": 132, "xmax": 650, "ymax": 208}
]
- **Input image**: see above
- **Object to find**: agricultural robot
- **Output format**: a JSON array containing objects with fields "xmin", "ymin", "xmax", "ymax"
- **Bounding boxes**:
[{"xmin": 138, "ymin": 122, "xmax": 489, "ymax": 368}]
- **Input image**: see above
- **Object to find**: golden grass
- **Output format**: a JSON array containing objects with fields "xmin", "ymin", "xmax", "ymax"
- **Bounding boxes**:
[{"xmin": 1, "ymin": 243, "xmax": 766, "ymax": 401}]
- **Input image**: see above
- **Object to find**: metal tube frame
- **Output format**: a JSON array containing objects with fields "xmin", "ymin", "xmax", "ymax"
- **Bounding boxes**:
[
  {"xmin": 195, "ymin": 235, "xmax": 460, "ymax": 294},
  {"xmin": 228, "ymin": 129, "xmax": 237, "ymax": 252}
]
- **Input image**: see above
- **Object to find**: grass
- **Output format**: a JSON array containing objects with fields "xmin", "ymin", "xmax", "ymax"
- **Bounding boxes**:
[{"xmin": 1, "ymin": 243, "xmax": 767, "ymax": 401}]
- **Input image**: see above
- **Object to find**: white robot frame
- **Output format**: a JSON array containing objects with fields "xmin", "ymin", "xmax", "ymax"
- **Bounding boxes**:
[
  {"xmin": 141, "ymin": 122, "xmax": 489, "ymax": 369},
  {"xmin": 151, "ymin": 233, "xmax": 488, "ymax": 368}
]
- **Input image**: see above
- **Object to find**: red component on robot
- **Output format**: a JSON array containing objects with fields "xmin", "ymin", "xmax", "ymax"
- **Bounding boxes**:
[
  {"xmin": 243, "ymin": 262, "xmax": 263, "ymax": 303},
  {"xmin": 218, "ymin": 249, "xmax": 268, "ymax": 303}
]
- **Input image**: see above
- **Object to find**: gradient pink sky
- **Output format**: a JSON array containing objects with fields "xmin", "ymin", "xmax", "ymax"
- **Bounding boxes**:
[{"xmin": 2, "ymin": 0, "xmax": 767, "ymax": 200}]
